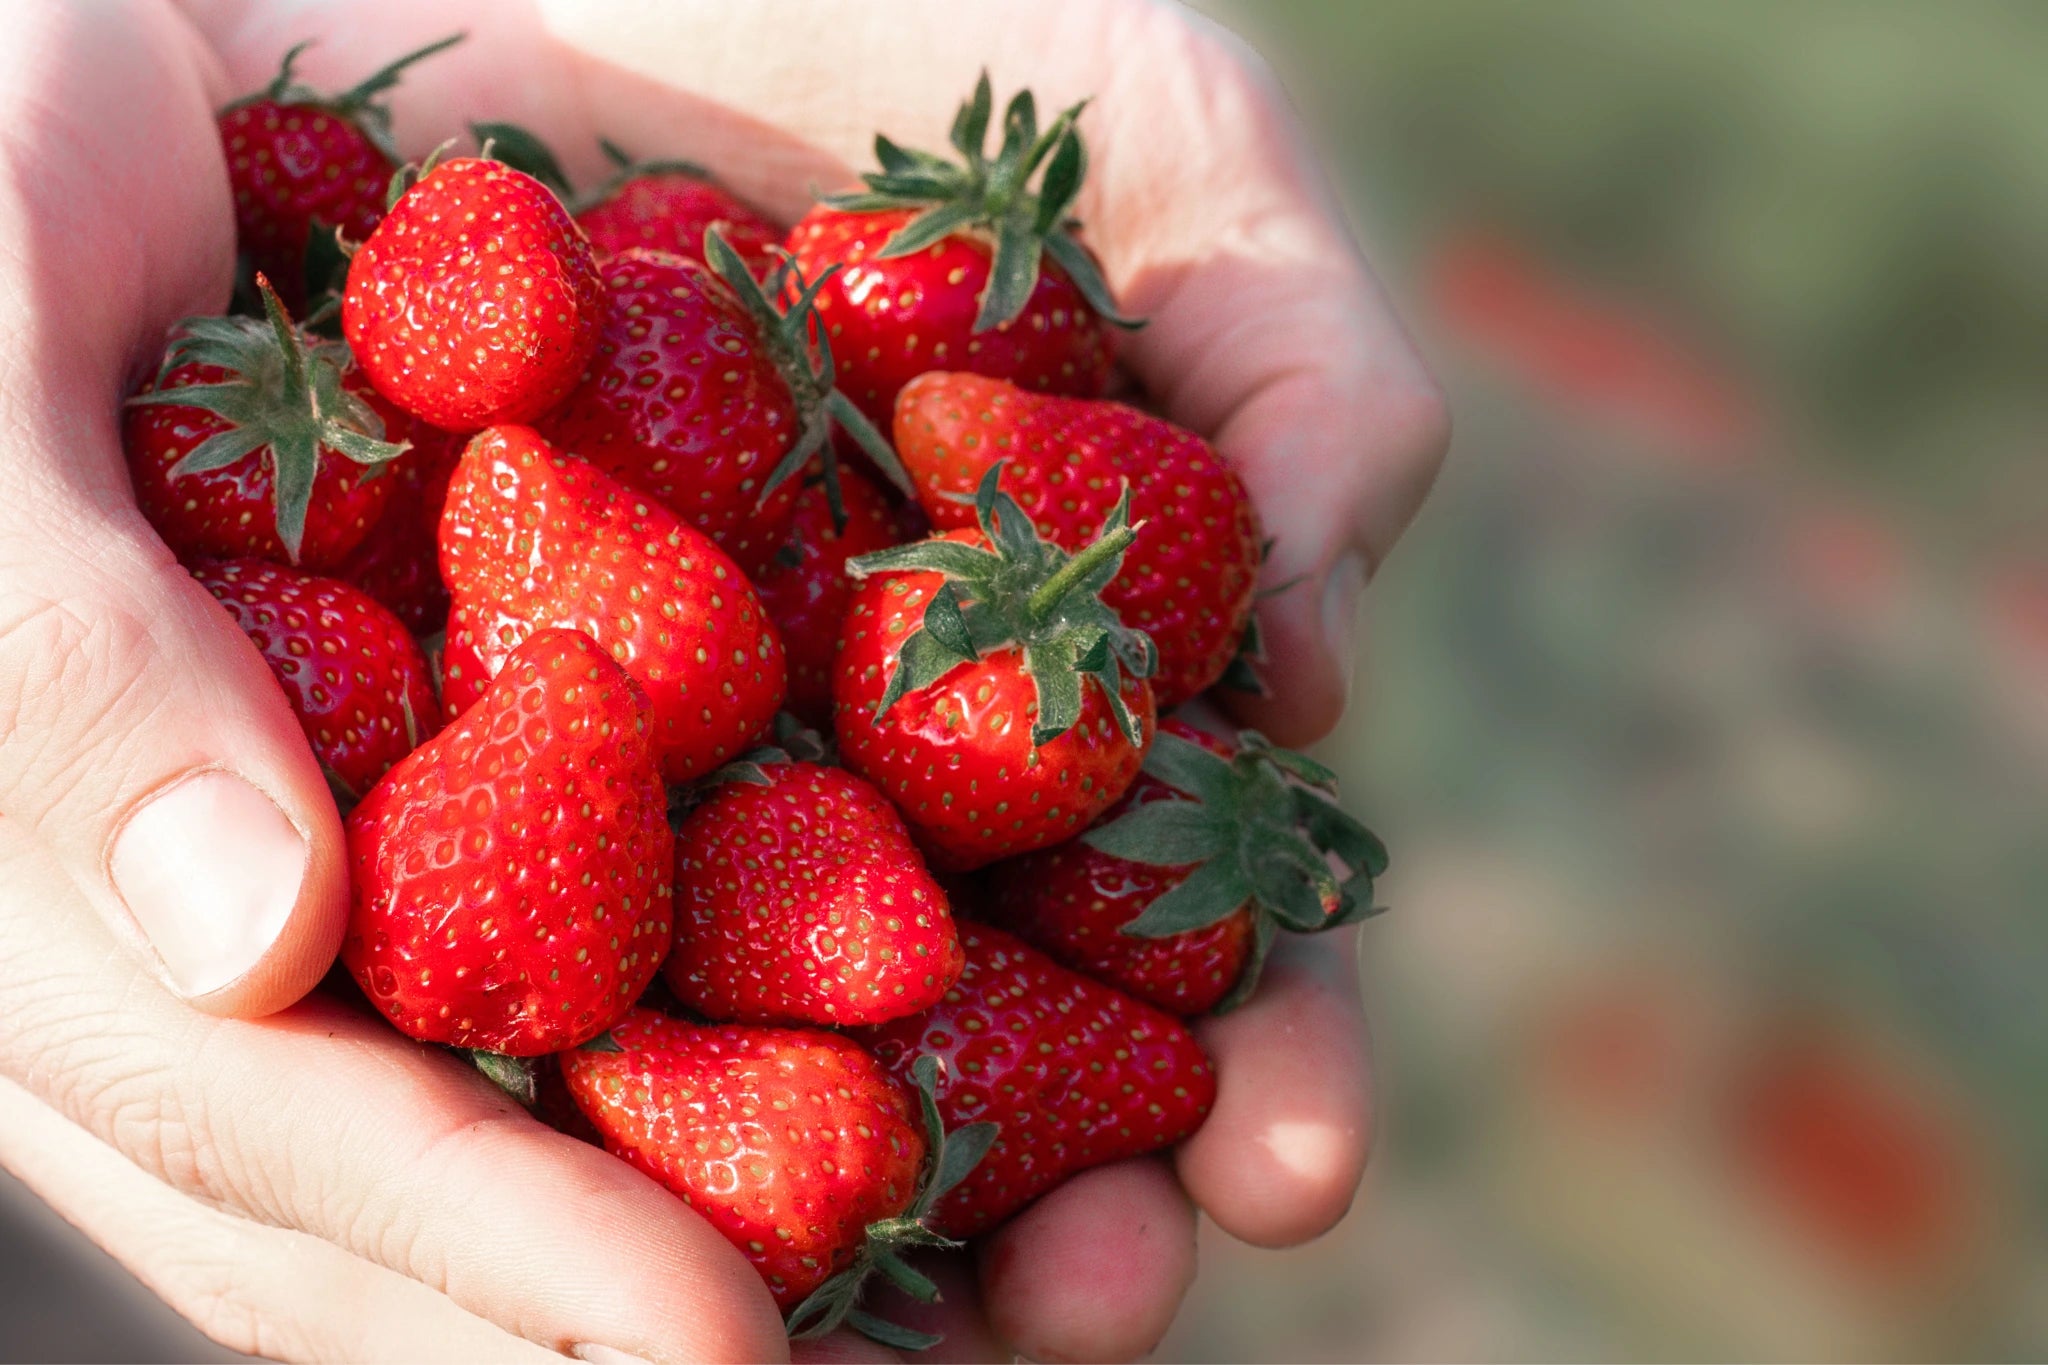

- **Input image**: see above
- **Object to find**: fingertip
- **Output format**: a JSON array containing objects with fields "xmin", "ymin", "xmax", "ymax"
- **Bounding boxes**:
[
  {"xmin": 979, "ymin": 1159, "xmax": 1197, "ymax": 1363},
  {"xmin": 860, "ymin": 1253, "xmax": 1002, "ymax": 1365},
  {"xmin": 1177, "ymin": 928, "xmax": 1375, "ymax": 1248}
]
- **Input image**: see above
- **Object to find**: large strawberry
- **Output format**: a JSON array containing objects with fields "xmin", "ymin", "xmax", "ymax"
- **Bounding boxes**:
[
  {"xmin": 853, "ymin": 922, "xmax": 1214, "ymax": 1238},
  {"xmin": 343, "ymin": 628, "xmax": 673, "ymax": 1055},
  {"xmin": 125, "ymin": 282, "xmax": 408, "ymax": 570},
  {"xmin": 539, "ymin": 237, "xmax": 910, "ymax": 563},
  {"xmin": 744, "ymin": 468, "xmax": 917, "ymax": 727},
  {"xmin": 666, "ymin": 757, "xmax": 964, "ymax": 1026},
  {"xmin": 562, "ymin": 1011, "xmax": 994, "ymax": 1347},
  {"xmin": 194, "ymin": 558, "xmax": 440, "ymax": 802},
  {"xmin": 786, "ymin": 73, "xmax": 1136, "ymax": 434},
  {"xmin": 835, "ymin": 468, "xmax": 1156, "ymax": 870},
  {"xmin": 438, "ymin": 425, "xmax": 785, "ymax": 781},
  {"xmin": 333, "ymin": 424, "xmax": 464, "ymax": 635},
  {"xmin": 986, "ymin": 719, "xmax": 1388, "ymax": 1014},
  {"xmin": 219, "ymin": 35, "xmax": 463, "ymax": 312},
  {"xmin": 472, "ymin": 124, "xmax": 782, "ymax": 273},
  {"xmin": 895, "ymin": 372, "xmax": 1263, "ymax": 707},
  {"xmin": 343, "ymin": 156, "xmax": 605, "ymax": 431}
]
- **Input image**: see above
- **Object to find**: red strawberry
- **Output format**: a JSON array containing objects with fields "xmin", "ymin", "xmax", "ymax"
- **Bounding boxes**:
[
  {"xmin": 667, "ymin": 759, "xmax": 964, "ymax": 1026},
  {"xmin": 986, "ymin": 719, "xmax": 1389, "ymax": 1014},
  {"xmin": 193, "ymin": 558, "xmax": 440, "ymax": 800},
  {"xmin": 853, "ymin": 922, "xmax": 1214, "ymax": 1238},
  {"xmin": 895, "ymin": 373, "xmax": 1263, "ymax": 707},
  {"xmin": 343, "ymin": 156, "xmax": 605, "ymax": 431},
  {"xmin": 835, "ymin": 471, "xmax": 1156, "ymax": 870},
  {"xmin": 744, "ymin": 469, "xmax": 917, "ymax": 726},
  {"xmin": 562, "ymin": 1010, "xmax": 994, "ymax": 1346},
  {"xmin": 785, "ymin": 73, "xmax": 1134, "ymax": 434},
  {"xmin": 343, "ymin": 628, "xmax": 673, "ymax": 1055},
  {"xmin": 219, "ymin": 36, "xmax": 462, "ymax": 312},
  {"xmin": 334, "ymin": 424, "xmax": 464, "ymax": 634},
  {"xmin": 438, "ymin": 425, "xmax": 785, "ymax": 781},
  {"xmin": 125, "ymin": 283, "xmax": 409, "ymax": 570}
]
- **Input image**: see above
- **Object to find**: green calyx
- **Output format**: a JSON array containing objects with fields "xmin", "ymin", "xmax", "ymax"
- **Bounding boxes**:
[
  {"xmin": 1083, "ymin": 729, "xmax": 1391, "ymax": 1012},
  {"xmin": 785, "ymin": 1055, "xmax": 999, "ymax": 1350},
  {"xmin": 126, "ymin": 278, "xmax": 408, "ymax": 564},
  {"xmin": 822, "ymin": 69, "xmax": 1142, "ymax": 334},
  {"xmin": 226, "ymin": 33, "xmax": 467, "ymax": 162},
  {"xmin": 847, "ymin": 464, "xmax": 1157, "ymax": 748},
  {"xmin": 471, "ymin": 124, "xmax": 715, "ymax": 216},
  {"xmin": 461, "ymin": 1049, "xmax": 538, "ymax": 1105}
]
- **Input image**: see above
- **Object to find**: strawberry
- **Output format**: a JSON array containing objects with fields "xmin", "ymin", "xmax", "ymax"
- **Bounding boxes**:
[
  {"xmin": 193, "ymin": 558, "xmax": 440, "ymax": 802},
  {"xmin": 438, "ymin": 425, "xmax": 785, "ymax": 781},
  {"xmin": 472, "ymin": 124, "xmax": 782, "ymax": 273},
  {"xmin": 219, "ymin": 35, "xmax": 463, "ymax": 312},
  {"xmin": 334, "ymin": 423, "xmax": 464, "ymax": 634},
  {"xmin": 853, "ymin": 922, "xmax": 1214, "ymax": 1238},
  {"xmin": 343, "ymin": 628, "xmax": 673, "ymax": 1055},
  {"xmin": 343, "ymin": 156, "xmax": 605, "ymax": 432},
  {"xmin": 744, "ymin": 469, "xmax": 917, "ymax": 726},
  {"xmin": 785, "ymin": 73, "xmax": 1135, "ymax": 434},
  {"xmin": 895, "ymin": 373, "xmax": 1263, "ymax": 707},
  {"xmin": 986, "ymin": 719, "xmax": 1389, "ymax": 1014},
  {"xmin": 835, "ymin": 468, "xmax": 1156, "ymax": 870},
  {"xmin": 125, "ymin": 282, "xmax": 409, "ymax": 570},
  {"xmin": 538, "ymin": 237, "xmax": 911, "ymax": 562},
  {"xmin": 666, "ymin": 757, "xmax": 964, "ymax": 1026},
  {"xmin": 562, "ymin": 1011, "xmax": 994, "ymax": 1347}
]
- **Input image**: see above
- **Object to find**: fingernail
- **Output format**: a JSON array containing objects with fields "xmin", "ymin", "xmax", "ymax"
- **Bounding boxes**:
[
  {"xmin": 574, "ymin": 1346, "xmax": 656, "ymax": 1365},
  {"xmin": 1320, "ymin": 552, "xmax": 1368, "ymax": 704},
  {"xmin": 109, "ymin": 770, "xmax": 305, "ymax": 998}
]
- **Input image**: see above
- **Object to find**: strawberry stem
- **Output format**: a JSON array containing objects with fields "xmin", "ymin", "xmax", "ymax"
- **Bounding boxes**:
[{"xmin": 1025, "ymin": 517, "xmax": 1139, "ymax": 625}]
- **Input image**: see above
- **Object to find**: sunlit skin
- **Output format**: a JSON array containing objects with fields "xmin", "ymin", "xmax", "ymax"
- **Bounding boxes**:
[{"xmin": 0, "ymin": 2, "xmax": 1445, "ymax": 1362}]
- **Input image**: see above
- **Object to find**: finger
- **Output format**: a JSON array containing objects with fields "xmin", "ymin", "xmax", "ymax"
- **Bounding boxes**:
[
  {"xmin": 0, "ymin": 1075, "xmax": 564, "ymax": 1364},
  {"xmin": 859, "ymin": 1252, "xmax": 1004, "ymax": 1365},
  {"xmin": 1177, "ymin": 927, "xmax": 1375, "ymax": 1247},
  {"xmin": 788, "ymin": 1331, "xmax": 901, "ymax": 1365},
  {"xmin": 977, "ymin": 1158, "xmax": 1199, "ymax": 1363}
]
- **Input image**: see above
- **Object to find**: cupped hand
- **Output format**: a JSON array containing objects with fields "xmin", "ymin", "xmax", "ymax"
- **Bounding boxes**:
[{"xmin": 0, "ymin": 1, "xmax": 1443, "ymax": 1361}]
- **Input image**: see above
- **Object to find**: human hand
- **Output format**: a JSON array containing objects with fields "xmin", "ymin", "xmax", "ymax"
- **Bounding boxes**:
[{"xmin": 0, "ymin": 1, "xmax": 1444, "ymax": 1361}]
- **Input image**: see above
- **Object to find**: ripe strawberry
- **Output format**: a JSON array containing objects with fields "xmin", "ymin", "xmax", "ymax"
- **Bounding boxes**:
[
  {"xmin": 125, "ymin": 282, "xmax": 408, "ymax": 570},
  {"xmin": 343, "ymin": 156, "xmax": 605, "ymax": 431},
  {"xmin": 343, "ymin": 628, "xmax": 673, "ymax": 1055},
  {"xmin": 667, "ymin": 758, "xmax": 964, "ymax": 1026},
  {"xmin": 194, "ymin": 558, "xmax": 440, "ymax": 802},
  {"xmin": 539, "ymin": 237, "xmax": 911, "ymax": 563},
  {"xmin": 986, "ymin": 719, "xmax": 1389, "ymax": 1014},
  {"xmin": 835, "ymin": 469, "xmax": 1156, "ymax": 870},
  {"xmin": 438, "ymin": 425, "xmax": 785, "ymax": 781},
  {"xmin": 219, "ymin": 35, "xmax": 462, "ymax": 312},
  {"xmin": 334, "ymin": 424, "xmax": 464, "ymax": 634},
  {"xmin": 853, "ymin": 922, "xmax": 1215, "ymax": 1238},
  {"xmin": 786, "ymin": 73, "xmax": 1135, "ymax": 434},
  {"xmin": 895, "ymin": 373, "xmax": 1263, "ymax": 707},
  {"xmin": 562, "ymin": 1011, "xmax": 994, "ymax": 1346},
  {"xmin": 472, "ymin": 124, "xmax": 782, "ymax": 272},
  {"xmin": 744, "ymin": 469, "xmax": 917, "ymax": 726}
]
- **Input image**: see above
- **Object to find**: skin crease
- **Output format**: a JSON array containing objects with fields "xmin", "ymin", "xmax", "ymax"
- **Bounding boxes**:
[{"xmin": 0, "ymin": 2, "xmax": 1444, "ymax": 1363}]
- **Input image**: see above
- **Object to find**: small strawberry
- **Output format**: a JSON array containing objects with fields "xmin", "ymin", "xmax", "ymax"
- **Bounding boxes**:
[
  {"xmin": 562, "ymin": 1012, "xmax": 995, "ymax": 1347},
  {"xmin": 472, "ymin": 124, "xmax": 782, "ymax": 273},
  {"xmin": 786, "ymin": 72, "xmax": 1137, "ymax": 434},
  {"xmin": 835, "ymin": 467, "xmax": 1156, "ymax": 870},
  {"xmin": 853, "ymin": 922, "xmax": 1214, "ymax": 1238},
  {"xmin": 538, "ymin": 236, "xmax": 911, "ymax": 562},
  {"xmin": 219, "ymin": 35, "xmax": 463, "ymax": 312},
  {"xmin": 343, "ymin": 156, "xmax": 606, "ymax": 431},
  {"xmin": 986, "ymin": 719, "xmax": 1389, "ymax": 1014},
  {"xmin": 666, "ymin": 757, "xmax": 964, "ymax": 1026},
  {"xmin": 125, "ymin": 281, "xmax": 409, "ymax": 570},
  {"xmin": 438, "ymin": 425, "xmax": 785, "ymax": 781},
  {"xmin": 194, "ymin": 558, "xmax": 440, "ymax": 802},
  {"xmin": 744, "ymin": 468, "xmax": 917, "ymax": 726},
  {"xmin": 343, "ymin": 628, "xmax": 673, "ymax": 1055},
  {"xmin": 333, "ymin": 423, "xmax": 464, "ymax": 634},
  {"xmin": 895, "ymin": 372, "xmax": 1263, "ymax": 707}
]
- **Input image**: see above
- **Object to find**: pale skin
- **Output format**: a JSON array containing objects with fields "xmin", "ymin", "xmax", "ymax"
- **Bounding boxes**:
[{"xmin": 0, "ymin": 1, "xmax": 1446, "ymax": 1361}]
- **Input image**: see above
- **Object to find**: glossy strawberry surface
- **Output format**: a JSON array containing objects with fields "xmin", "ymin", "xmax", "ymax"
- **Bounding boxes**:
[
  {"xmin": 221, "ymin": 99, "xmax": 393, "ymax": 314},
  {"xmin": 577, "ymin": 173, "xmax": 782, "ymax": 273},
  {"xmin": 334, "ymin": 425, "xmax": 464, "ymax": 634}
]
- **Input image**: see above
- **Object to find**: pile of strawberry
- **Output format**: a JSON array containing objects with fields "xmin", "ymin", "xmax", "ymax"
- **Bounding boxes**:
[{"xmin": 142, "ymin": 37, "xmax": 1389, "ymax": 1348}]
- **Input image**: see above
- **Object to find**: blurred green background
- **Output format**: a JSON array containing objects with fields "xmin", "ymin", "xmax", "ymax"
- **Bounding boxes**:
[{"xmin": 1160, "ymin": 1, "xmax": 2048, "ymax": 1359}]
